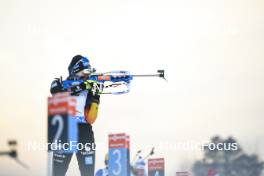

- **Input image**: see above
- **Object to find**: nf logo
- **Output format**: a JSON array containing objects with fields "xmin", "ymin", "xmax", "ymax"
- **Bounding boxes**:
[{"xmin": 85, "ymin": 156, "xmax": 93, "ymax": 165}]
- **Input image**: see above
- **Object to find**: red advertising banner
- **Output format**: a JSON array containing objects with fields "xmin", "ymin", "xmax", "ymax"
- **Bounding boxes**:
[
  {"xmin": 109, "ymin": 133, "xmax": 130, "ymax": 149},
  {"xmin": 48, "ymin": 93, "xmax": 76, "ymax": 116},
  {"xmin": 148, "ymin": 158, "xmax": 165, "ymax": 171}
]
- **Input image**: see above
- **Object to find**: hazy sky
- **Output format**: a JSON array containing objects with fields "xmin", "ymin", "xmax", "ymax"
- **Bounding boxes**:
[{"xmin": 0, "ymin": 0, "xmax": 264, "ymax": 175}]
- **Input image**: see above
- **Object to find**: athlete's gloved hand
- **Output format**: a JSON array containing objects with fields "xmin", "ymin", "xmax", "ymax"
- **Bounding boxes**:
[
  {"xmin": 79, "ymin": 80, "xmax": 96, "ymax": 90},
  {"xmin": 81, "ymin": 80, "xmax": 102, "ymax": 95},
  {"xmin": 50, "ymin": 78, "xmax": 63, "ymax": 94},
  {"xmin": 71, "ymin": 80, "xmax": 99, "ymax": 95},
  {"xmin": 70, "ymin": 81, "xmax": 92, "ymax": 95}
]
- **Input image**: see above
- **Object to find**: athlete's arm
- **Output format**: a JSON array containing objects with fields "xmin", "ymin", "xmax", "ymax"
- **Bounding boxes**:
[{"xmin": 84, "ymin": 94, "xmax": 100, "ymax": 124}]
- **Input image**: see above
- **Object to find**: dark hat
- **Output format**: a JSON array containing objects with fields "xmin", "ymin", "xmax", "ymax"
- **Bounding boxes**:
[{"xmin": 68, "ymin": 55, "xmax": 91, "ymax": 75}]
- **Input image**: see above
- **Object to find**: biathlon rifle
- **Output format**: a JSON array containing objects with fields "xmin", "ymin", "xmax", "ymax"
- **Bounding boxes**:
[{"xmin": 62, "ymin": 70, "xmax": 166, "ymax": 95}]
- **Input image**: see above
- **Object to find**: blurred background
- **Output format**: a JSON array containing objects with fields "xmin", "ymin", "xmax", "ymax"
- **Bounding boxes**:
[{"xmin": 0, "ymin": 0, "xmax": 263, "ymax": 175}]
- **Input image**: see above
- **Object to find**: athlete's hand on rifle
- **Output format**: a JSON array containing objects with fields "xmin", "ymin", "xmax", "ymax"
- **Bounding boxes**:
[
  {"xmin": 69, "ymin": 80, "xmax": 90, "ymax": 95},
  {"xmin": 80, "ymin": 80, "xmax": 96, "ymax": 90},
  {"xmin": 84, "ymin": 80, "xmax": 101, "ymax": 95},
  {"xmin": 70, "ymin": 80, "xmax": 101, "ymax": 95}
]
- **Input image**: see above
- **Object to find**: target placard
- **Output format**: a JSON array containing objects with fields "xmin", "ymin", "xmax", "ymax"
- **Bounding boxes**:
[
  {"xmin": 48, "ymin": 93, "xmax": 78, "ymax": 153},
  {"xmin": 148, "ymin": 158, "xmax": 165, "ymax": 176},
  {"xmin": 108, "ymin": 133, "xmax": 130, "ymax": 176}
]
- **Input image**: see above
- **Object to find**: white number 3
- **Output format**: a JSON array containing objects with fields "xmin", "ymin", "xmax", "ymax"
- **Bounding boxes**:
[{"xmin": 112, "ymin": 149, "xmax": 122, "ymax": 175}]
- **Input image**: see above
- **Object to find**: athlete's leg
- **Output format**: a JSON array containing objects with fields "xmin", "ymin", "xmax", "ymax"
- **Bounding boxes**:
[
  {"xmin": 52, "ymin": 151, "xmax": 73, "ymax": 176},
  {"xmin": 76, "ymin": 123, "xmax": 96, "ymax": 176}
]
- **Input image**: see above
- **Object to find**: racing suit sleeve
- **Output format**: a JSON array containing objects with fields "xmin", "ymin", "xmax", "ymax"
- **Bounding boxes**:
[{"xmin": 84, "ymin": 94, "xmax": 100, "ymax": 125}]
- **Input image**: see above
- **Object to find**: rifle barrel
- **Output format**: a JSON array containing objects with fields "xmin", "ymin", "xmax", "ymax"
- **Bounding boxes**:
[{"xmin": 131, "ymin": 74, "xmax": 161, "ymax": 77}]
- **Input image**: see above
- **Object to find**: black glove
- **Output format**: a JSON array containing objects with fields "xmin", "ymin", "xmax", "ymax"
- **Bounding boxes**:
[
  {"xmin": 50, "ymin": 78, "xmax": 63, "ymax": 94},
  {"xmin": 81, "ymin": 80, "xmax": 101, "ymax": 95},
  {"xmin": 70, "ymin": 85, "xmax": 83, "ymax": 95},
  {"xmin": 79, "ymin": 80, "xmax": 93, "ymax": 90},
  {"xmin": 70, "ymin": 80, "xmax": 97, "ymax": 95}
]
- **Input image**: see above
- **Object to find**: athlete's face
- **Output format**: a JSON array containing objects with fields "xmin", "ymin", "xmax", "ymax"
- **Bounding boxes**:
[{"xmin": 76, "ymin": 69, "xmax": 90, "ymax": 79}]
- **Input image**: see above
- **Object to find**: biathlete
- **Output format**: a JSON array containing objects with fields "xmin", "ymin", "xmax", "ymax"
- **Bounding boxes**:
[{"xmin": 50, "ymin": 55, "xmax": 100, "ymax": 176}]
